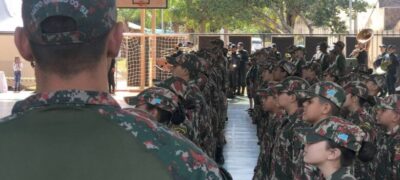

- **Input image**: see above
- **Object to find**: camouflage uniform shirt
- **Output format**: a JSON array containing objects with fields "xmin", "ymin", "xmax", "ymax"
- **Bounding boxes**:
[
  {"xmin": 1, "ymin": 90, "xmax": 222, "ymax": 180},
  {"xmin": 374, "ymin": 125, "xmax": 400, "ymax": 179}
]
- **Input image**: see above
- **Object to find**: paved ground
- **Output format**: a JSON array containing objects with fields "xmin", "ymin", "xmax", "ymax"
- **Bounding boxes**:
[
  {"xmin": 0, "ymin": 92, "xmax": 258, "ymax": 179},
  {"xmin": 223, "ymin": 96, "xmax": 258, "ymax": 180}
]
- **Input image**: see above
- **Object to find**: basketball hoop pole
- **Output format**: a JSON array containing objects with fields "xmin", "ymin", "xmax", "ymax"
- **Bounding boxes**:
[
  {"xmin": 150, "ymin": 10, "xmax": 157, "ymax": 87},
  {"xmin": 140, "ymin": 9, "xmax": 146, "ymax": 90}
]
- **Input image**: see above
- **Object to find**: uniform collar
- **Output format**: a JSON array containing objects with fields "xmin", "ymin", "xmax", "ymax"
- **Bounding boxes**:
[
  {"xmin": 12, "ymin": 90, "xmax": 120, "ymax": 114},
  {"xmin": 327, "ymin": 166, "xmax": 353, "ymax": 180}
]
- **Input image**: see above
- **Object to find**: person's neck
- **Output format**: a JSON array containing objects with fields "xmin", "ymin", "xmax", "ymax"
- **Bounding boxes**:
[
  {"xmin": 318, "ymin": 161, "xmax": 341, "ymax": 179},
  {"xmin": 35, "ymin": 62, "xmax": 108, "ymax": 93},
  {"xmin": 285, "ymin": 103, "xmax": 298, "ymax": 115},
  {"xmin": 348, "ymin": 103, "xmax": 361, "ymax": 113},
  {"xmin": 386, "ymin": 123, "xmax": 399, "ymax": 133},
  {"xmin": 368, "ymin": 91, "xmax": 378, "ymax": 96}
]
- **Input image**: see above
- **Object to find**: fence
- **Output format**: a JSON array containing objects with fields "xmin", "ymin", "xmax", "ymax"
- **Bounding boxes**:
[{"xmin": 119, "ymin": 32, "xmax": 400, "ymax": 90}]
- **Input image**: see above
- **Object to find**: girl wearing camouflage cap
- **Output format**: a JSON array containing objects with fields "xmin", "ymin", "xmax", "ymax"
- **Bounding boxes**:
[
  {"xmin": 299, "ymin": 116, "xmax": 376, "ymax": 180},
  {"xmin": 374, "ymin": 94, "xmax": 400, "ymax": 179},
  {"xmin": 342, "ymin": 81, "xmax": 377, "ymax": 180}
]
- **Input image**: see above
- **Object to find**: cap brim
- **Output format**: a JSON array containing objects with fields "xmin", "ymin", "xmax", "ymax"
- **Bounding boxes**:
[
  {"xmin": 296, "ymin": 90, "xmax": 316, "ymax": 99},
  {"xmin": 166, "ymin": 56, "xmax": 178, "ymax": 65},
  {"xmin": 124, "ymin": 96, "xmax": 139, "ymax": 106},
  {"xmin": 297, "ymin": 128, "xmax": 327, "ymax": 144}
]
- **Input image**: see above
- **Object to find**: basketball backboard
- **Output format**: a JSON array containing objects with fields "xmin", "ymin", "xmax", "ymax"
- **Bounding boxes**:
[{"xmin": 117, "ymin": 0, "xmax": 168, "ymax": 9}]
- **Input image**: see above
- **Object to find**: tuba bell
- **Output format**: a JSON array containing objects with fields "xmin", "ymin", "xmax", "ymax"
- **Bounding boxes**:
[{"xmin": 356, "ymin": 28, "xmax": 374, "ymax": 44}]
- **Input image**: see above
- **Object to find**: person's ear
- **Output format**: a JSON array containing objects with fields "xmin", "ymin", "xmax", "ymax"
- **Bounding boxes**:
[
  {"xmin": 321, "ymin": 103, "xmax": 331, "ymax": 115},
  {"xmin": 327, "ymin": 148, "xmax": 341, "ymax": 160},
  {"xmin": 14, "ymin": 27, "xmax": 34, "ymax": 62},
  {"xmin": 351, "ymin": 95, "xmax": 358, "ymax": 104},
  {"xmin": 106, "ymin": 22, "xmax": 124, "ymax": 58}
]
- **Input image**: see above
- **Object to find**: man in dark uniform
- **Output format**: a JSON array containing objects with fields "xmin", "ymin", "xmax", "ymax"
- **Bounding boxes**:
[
  {"xmin": 291, "ymin": 46, "xmax": 306, "ymax": 77},
  {"xmin": 373, "ymin": 44, "xmax": 387, "ymax": 69},
  {"xmin": 237, "ymin": 42, "xmax": 249, "ymax": 95},
  {"xmin": 386, "ymin": 45, "xmax": 399, "ymax": 94},
  {"xmin": 1, "ymin": 1, "xmax": 224, "ymax": 179},
  {"xmin": 330, "ymin": 41, "xmax": 346, "ymax": 77},
  {"xmin": 108, "ymin": 58, "xmax": 116, "ymax": 94}
]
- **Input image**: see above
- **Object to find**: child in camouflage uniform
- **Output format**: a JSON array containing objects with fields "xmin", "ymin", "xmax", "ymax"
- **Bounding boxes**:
[
  {"xmin": 269, "ymin": 76, "xmax": 310, "ymax": 180},
  {"xmin": 297, "ymin": 81, "xmax": 347, "ymax": 179},
  {"xmin": 374, "ymin": 94, "xmax": 400, "ymax": 179},
  {"xmin": 298, "ymin": 116, "xmax": 375, "ymax": 180},
  {"xmin": 253, "ymin": 86, "xmax": 285, "ymax": 180},
  {"xmin": 301, "ymin": 62, "xmax": 321, "ymax": 86},
  {"xmin": 342, "ymin": 81, "xmax": 377, "ymax": 179},
  {"xmin": 124, "ymin": 87, "xmax": 186, "ymax": 135}
]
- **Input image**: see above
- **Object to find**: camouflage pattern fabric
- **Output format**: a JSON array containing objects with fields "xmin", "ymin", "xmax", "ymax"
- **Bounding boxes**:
[
  {"xmin": 269, "ymin": 108, "xmax": 311, "ymax": 180},
  {"xmin": 328, "ymin": 166, "xmax": 356, "ymax": 180},
  {"xmin": 298, "ymin": 116, "xmax": 366, "ymax": 152},
  {"xmin": 374, "ymin": 125, "xmax": 400, "ymax": 179},
  {"xmin": 253, "ymin": 110, "xmax": 285, "ymax": 180},
  {"xmin": 23, "ymin": 0, "xmax": 116, "ymax": 45},
  {"xmin": 299, "ymin": 81, "xmax": 346, "ymax": 109},
  {"xmin": 7, "ymin": 90, "xmax": 222, "ymax": 179},
  {"xmin": 277, "ymin": 60, "xmax": 296, "ymax": 76},
  {"xmin": 125, "ymin": 87, "xmax": 179, "ymax": 113}
]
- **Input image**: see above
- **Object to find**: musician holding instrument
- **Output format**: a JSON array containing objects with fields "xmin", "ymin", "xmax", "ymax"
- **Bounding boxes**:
[{"xmin": 349, "ymin": 43, "xmax": 368, "ymax": 66}]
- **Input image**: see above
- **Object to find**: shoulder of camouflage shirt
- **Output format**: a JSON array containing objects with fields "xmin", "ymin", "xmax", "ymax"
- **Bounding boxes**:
[
  {"xmin": 2, "ymin": 103, "xmax": 222, "ymax": 179},
  {"xmin": 106, "ymin": 107, "xmax": 223, "ymax": 179}
]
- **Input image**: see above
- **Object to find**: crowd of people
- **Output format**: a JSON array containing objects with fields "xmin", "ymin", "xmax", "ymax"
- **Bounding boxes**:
[
  {"xmin": 230, "ymin": 40, "xmax": 400, "ymax": 179},
  {"xmin": 2, "ymin": 0, "xmax": 400, "ymax": 179}
]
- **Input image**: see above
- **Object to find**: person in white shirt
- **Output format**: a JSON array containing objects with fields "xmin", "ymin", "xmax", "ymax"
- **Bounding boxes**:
[{"xmin": 13, "ymin": 57, "xmax": 23, "ymax": 92}]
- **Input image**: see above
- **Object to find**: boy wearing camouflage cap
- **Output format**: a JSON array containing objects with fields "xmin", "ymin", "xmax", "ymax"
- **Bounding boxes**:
[
  {"xmin": 253, "ymin": 86, "xmax": 285, "ymax": 180},
  {"xmin": 298, "ymin": 116, "xmax": 375, "ymax": 180},
  {"xmin": 2, "ymin": 1, "xmax": 223, "ymax": 179},
  {"xmin": 302, "ymin": 62, "xmax": 321, "ymax": 85},
  {"xmin": 124, "ymin": 87, "xmax": 186, "ymax": 134},
  {"xmin": 269, "ymin": 76, "xmax": 311, "ymax": 179},
  {"xmin": 273, "ymin": 60, "xmax": 296, "ymax": 82},
  {"xmin": 168, "ymin": 54, "xmax": 215, "ymax": 158},
  {"xmin": 366, "ymin": 74, "xmax": 387, "ymax": 97},
  {"xmin": 374, "ymin": 94, "xmax": 400, "ymax": 179},
  {"xmin": 296, "ymin": 81, "xmax": 347, "ymax": 179},
  {"xmin": 342, "ymin": 81, "xmax": 377, "ymax": 179}
]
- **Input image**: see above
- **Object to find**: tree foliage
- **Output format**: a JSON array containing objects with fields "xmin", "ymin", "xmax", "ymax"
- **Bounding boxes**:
[{"xmin": 117, "ymin": 0, "xmax": 369, "ymax": 34}]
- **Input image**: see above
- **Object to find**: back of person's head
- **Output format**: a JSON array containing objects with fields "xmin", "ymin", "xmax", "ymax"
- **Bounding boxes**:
[{"xmin": 19, "ymin": 0, "xmax": 118, "ymax": 78}]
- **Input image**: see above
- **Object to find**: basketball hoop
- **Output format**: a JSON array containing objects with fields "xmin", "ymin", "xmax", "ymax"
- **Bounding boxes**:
[
  {"xmin": 132, "ymin": 0, "xmax": 150, "ymax": 7},
  {"xmin": 117, "ymin": 0, "xmax": 168, "ymax": 9}
]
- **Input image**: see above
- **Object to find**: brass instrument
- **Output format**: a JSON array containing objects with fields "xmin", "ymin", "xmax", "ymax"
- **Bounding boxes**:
[
  {"xmin": 349, "ymin": 28, "xmax": 374, "ymax": 58},
  {"xmin": 356, "ymin": 28, "xmax": 374, "ymax": 44}
]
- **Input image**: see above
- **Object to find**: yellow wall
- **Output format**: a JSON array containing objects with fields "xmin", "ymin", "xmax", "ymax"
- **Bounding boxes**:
[{"xmin": 0, "ymin": 33, "xmax": 34, "ymax": 78}]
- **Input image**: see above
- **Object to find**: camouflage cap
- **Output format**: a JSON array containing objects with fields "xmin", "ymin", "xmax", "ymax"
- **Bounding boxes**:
[
  {"xmin": 155, "ymin": 76, "xmax": 188, "ymax": 100},
  {"xmin": 343, "ymin": 81, "xmax": 368, "ymax": 100},
  {"xmin": 298, "ymin": 116, "xmax": 366, "ymax": 152},
  {"xmin": 376, "ymin": 94, "xmax": 400, "ymax": 114},
  {"xmin": 302, "ymin": 62, "xmax": 322, "ymax": 75},
  {"xmin": 368, "ymin": 74, "xmax": 387, "ymax": 91},
  {"xmin": 323, "ymin": 66, "xmax": 340, "ymax": 77},
  {"xmin": 275, "ymin": 76, "xmax": 310, "ymax": 93},
  {"xmin": 277, "ymin": 60, "xmax": 296, "ymax": 76},
  {"xmin": 299, "ymin": 81, "xmax": 346, "ymax": 108},
  {"xmin": 22, "ymin": 0, "xmax": 117, "ymax": 45},
  {"xmin": 257, "ymin": 85, "xmax": 277, "ymax": 97},
  {"xmin": 167, "ymin": 54, "xmax": 201, "ymax": 73},
  {"xmin": 334, "ymin": 41, "xmax": 345, "ymax": 49},
  {"xmin": 125, "ymin": 87, "xmax": 179, "ymax": 113}
]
